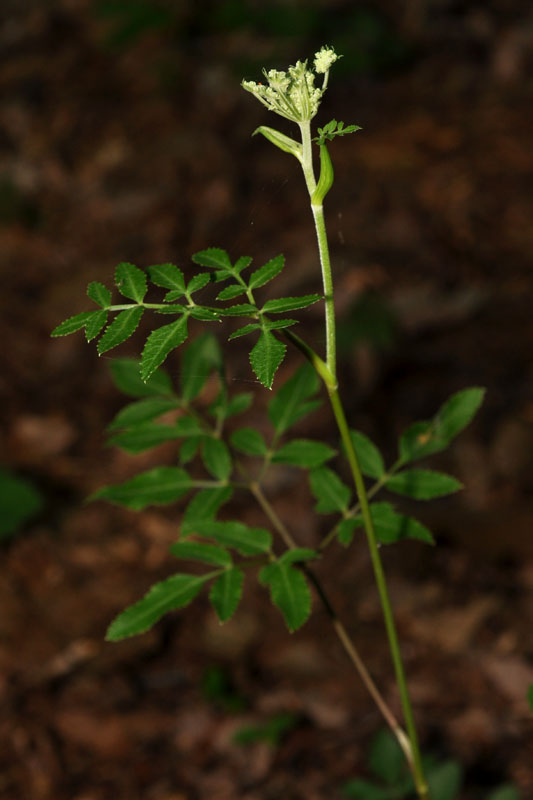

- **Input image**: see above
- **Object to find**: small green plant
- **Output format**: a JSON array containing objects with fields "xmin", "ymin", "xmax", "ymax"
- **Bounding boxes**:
[{"xmin": 52, "ymin": 47, "xmax": 487, "ymax": 799}]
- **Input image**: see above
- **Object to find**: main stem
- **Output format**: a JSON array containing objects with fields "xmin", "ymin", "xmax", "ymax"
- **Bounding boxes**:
[{"xmin": 297, "ymin": 120, "xmax": 429, "ymax": 800}]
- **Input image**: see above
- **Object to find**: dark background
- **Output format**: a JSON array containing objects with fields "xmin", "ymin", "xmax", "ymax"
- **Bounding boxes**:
[{"xmin": 1, "ymin": 1, "xmax": 532, "ymax": 798}]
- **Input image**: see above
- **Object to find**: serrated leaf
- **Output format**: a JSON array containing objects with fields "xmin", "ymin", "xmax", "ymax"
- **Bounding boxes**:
[
  {"xmin": 87, "ymin": 281, "xmax": 112, "ymax": 308},
  {"xmin": 233, "ymin": 255, "xmax": 252, "ymax": 274},
  {"xmin": 262, "ymin": 294, "xmax": 321, "ymax": 313},
  {"xmin": 106, "ymin": 573, "xmax": 208, "ymax": 641},
  {"xmin": 268, "ymin": 363, "xmax": 320, "ymax": 434},
  {"xmin": 209, "ymin": 567, "xmax": 244, "ymax": 622},
  {"xmin": 181, "ymin": 333, "xmax": 223, "ymax": 402},
  {"xmin": 272, "ymin": 439, "xmax": 335, "ymax": 468},
  {"xmin": 182, "ymin": 486, "xmax": 233, "ymax": 533},
  {"xmin": 90, "ymin": 466, "xmax": 192, "ymax": 510},
  {"xmin": 109, "ymin": 358, "xmax": 173, "ymax": 397},
  {"xmin": 108, "ymin": 422, "xmax": 182, "ymax": 453},
  {"xmin": 201, "ymin": 437, "xmax": 232, "ymax": 481},
  {"xmin": 107, "ymin": 397, "xmax": 179, "ymax": 431},
  {"xmin": 259, "ymin": 562, "xmax": 311, "ymax": 632},
  {"xmin": 115, "ymin": 262, "xmax": 147, "ymax": 302},
  {"xmin": 218, "ymin": 303, "xmax": 257, "ymax": 317},
  {"xmin": 399, "ymin": 387, "xmax": 485, "ymax": 464},
  {"xmin": 192, "ymin": 247, "xmax": 232, "ymax": 270},
  {"xmin": 309, "ymin": 467, "xmax": 351, "ymax": 513},
  {"xmin": 85, "ymin": 309, "xmax": 108, "ymax": 341},
  {"xmin": 189, "ymin": 306, "xmax": 221, "ymax": 322},
  {"xmin": 349, "ymin": 430, "xmax": 385, "ymax": 479},
  {"xmin": 51, "ymin": 311, "xmax": 96, "ymax": 337},
  {"xmin": 141, "ymin": 316, "xmax": 188, "ymax": 381},
  {"xmin": 249, "ymin": 331, "xmax": 286, "ymax": 389},
  {"xmin": 187, "ymin": 272, "xmax": 211, "ymax": 294},
  {"xmin": 337, "ymin": 518, "xmax": 358, "ymax": 546},
  {"xmin": 386, "ymin": 470, "xmax": 462, "ymax": 500},
  {"xmin": 248, "ymin": 254, "xmax": 285, "ymax": 289},
  {"xmin": 217, "ymin": 284, "xmax": 247, "ymax": 301},
  {"xmin": 278, "ymin": 548, "xmax": 317, "ymax": 565},
  {"xmin": 170, "ymin": 541, "xmax": 231, "ymax": 567},
  {"xmin": 351, "ymin": 502, "xmax": 435, "ymax": 545},
  {"xmin": 265, "ymin": 318, "xmax": 298, "ymax": 331},
  {"xmin": 148, "ymin": 262, "xmax": 186, "ymax": 292},
  {"xmin": 193, "ymin": 520, "xmax": 272, "ymax": 556},
  {"xmin": 154, "ymin": 303, "xmax": 187, "ymax": 314},
  {"xmin": 426, "ymin": 761, "xmax": 463, "ymax": 800},
  {"xmin": 230, "ymin": 427, "xmax": 268, "ymax": 456},
  {"xmin": 97, "ymin": 306, "xmax": 144, "ymax": 354},
  {"xmin": 228, "ymin": 323, "xmax": 261, "ymax": 340}
]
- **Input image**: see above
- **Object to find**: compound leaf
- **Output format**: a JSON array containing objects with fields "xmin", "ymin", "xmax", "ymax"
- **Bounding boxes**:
[
  {"xmin": 230, "ymin": 427, "xmax": 268, "ymax": 456},
  {"xmin": 209, "ymin": 567, "xmax": 244, "ymax": 623},
  {"xmin": 259, "ymin": 562, "xmax": 311, "ymax": 632},
  {"xmin": 249, "ymin": 331, "xmax": 286, "ymax": 389},
  {"xmin": 217, "ymin": 284, "xmax": 247, "ymax": 301},
  {"xmin": 262, "ymin": 294, "xmax": 321, "ymax": 314},
  {"xmin": 192, "ymin": 247, "xmax": 232, "ymax": 271},
  {"xmin": 106, "ymin": 573, "xmax": 208, "ymax": 641},
  {"xmin": 351, "ymin": 502, "xmax": 434, "ymax": 545},
  {"xmin": 109, "ymin": 358, "xmax": 173, "ymax": 397},
  {"xmin": 170, "ymin": 541, "xmax": 231, "ymax": 568},
  {"xmin": 309, "ymin": 467, "xmax": 351, "ymax": 513},
  {"xmin": 248, "ymin": 254, "xmax": 284, "ymax": 289},
  {"xmin": 141, "ymin": 316, "xmax": 188, "ymax": 381},
  {"xmin": 228, "ymin": 323, "xmax": 261, "ymax": 340},
  {"xmin": 115, "ymin": 262, "xmax": 147, "ymax": 302},
  {"xmin": 349, "ymin": 430, "xmax": 385, "ymax": 479},
  {"xmin": 97, "ymin": 306, "xmax": 144, "ymax": 354},
  {"xmin": 272, "ymin": 439, "xmax": 335, "ymax": 468},
  {"xmin": 187, "ymin": 272, "xmax": 211, "ymax": 294},
  {"xmin": 181, "ymin": 333, "xmax": 223, "ymax": 402},
  {"xmin": 278, "ymin": 548, "xmax": 317, "ymax": 565},
  {"xmin": 386, "ymin": 469, "xmax": 462, "ymax": 500},
  {"xmin": 51, "ymin": 311, "xmax": 97, "ymax": 337},
  {"xmin": 90, "ymin": 466, "xmax": 192, "ymax": 510},
  {"xmin": 85, "ymin": 309, "xmax": 108, "ymax": 341},
  {"xmin": 148, "ymin": 263, "xmax": 186, "ymax": 292},
  {"xmin": 268, "ymin": 363, "xmax": 320, "ymax": 434},
  {"xmin": 107, "ymin": 397, "xmax": 179, "ymax": 430},
  {"xmin": 107, "ymin": 422, "xmax": 182, "ymax": 453},
  {"xmin": 193, "ymin": 520, "xmax": 272, "ymax": 556},
  {"xmin": 87, "ymin": 281, "xmax": 112, "ymax": 308},
  {"xmin": 182, "ymin": 486, "xmax": 233, "ymax": 534}
]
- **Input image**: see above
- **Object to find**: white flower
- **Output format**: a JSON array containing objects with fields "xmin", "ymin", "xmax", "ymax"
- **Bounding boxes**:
[{"xmin": 313, "ymin": 46, "xmax": 340, "ymax": 75}]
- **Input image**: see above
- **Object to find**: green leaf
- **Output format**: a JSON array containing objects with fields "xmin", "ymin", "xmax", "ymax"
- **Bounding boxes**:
[
  {"xmin": 181, "ymin": 333, "xmax": 223, "ymax": 402},
  {"xmin": 224, "ymin": 393, "xmax": 253, "ymax": 417},
  {"xmin": 488, "ymin": 787, "xmax": 520, "ymax": 800},
  {"xmin": 192, "ymin": 247, "xmax": 232, "ymax": 271},
  {"xmin": 115, "ymin": 262, "xmax": 147, "ymax": 302},
  {"xmin": 179, "ymin": 436, "xmax": 200, "ymax": 464},
  {"xmin": 51, "ymin": 311, "xmax": 97, "ymax": 337},
  {"xmin": 106, "ymin": 573, "xmax": 209, "ymax": 641},
  {"xmin": 278, "ymin": 548, "xmax": 317, "ymax": 565},
  {"xmin": 97, "ymin": 306, "xmax": 144, "ymax": 354},
  {"xmin": 148, "ymin": 263, "xmax": 186, "ymax": 292},
  {"xmin": 369, "ymin": 729, "xmax": 405, "ymax": 785},
  {"xmin": 348, "ymin": 430, "xmax": 385, "ymax": 479},
  {"xmin": 108, "ymin": 422, "xmax": 182, "ymax": 453},
  {"xmin": 341, "ymin": 779, "xmax": 390, "ymax": 799},
  {"xmin": 264, "ymin": 318, "xmax": 298, "ymax": 331},
  {"xmin": 91, "ymin": 466, "xmax": 192, "ymax": 510},
  {"xmin": 201, "ymin": 437, "xmax": 232, "ymax": 481},
  {"xmin": 309, "ymin": 467, "xmax": 351, "ymax": 513},
  {"xmin": 262, "ymin": 294, "xmax": 321, "ymax": 313},
  {"xmin": 386, "ymin": 470, "xmax": 462, "ymax": 500},
  {"xmin": 228, "ymin": 323, "xmax": 261, "ymax": 340},
  {"xmin": 399, "ymin": 387, "xmax": 485, "ymax": 464},
  {"xmin": 209, "ymin": 567, "xmax": 244, "ymax": 622},
  {"xmin": 351, "ymin": 502, "xmax": 435, "ymax": 545},
  {"xmin": 87, "ymin": 281, "xmax": 112, "ymax": 308},
  {"xmin": 109, "ymin": 358, "xmax": 173, "ymax": 397},
  {"xmin": 426, "ymin": 761, "xmax": 463, "ymax": 800},
  {"xmin": 182, "ymin": 486, "xmax": 233, "ymax": 533},
  {"xmin": 189, "ymin": 306, "xmax": 221, "ymax": 322},
  {"xmin": 217, "ymin": 284, "xmax": 247, "ymax": 301},
  {"xmin": 193, "ymin": 520, "xmax": 272, "ymax": 556},
  {"xmin": 268, "ymin": 363, "xmax": 320, "ymax": 434},
  {"xmin": 107, "ymin": 397, "xmax": 179, "ymax": 430},
  {"xmin": 170, "ymin": 541, "xmax": 231, "ymax": 567},
  {"xmin": 233, "ymin": 256, "xmax": 252, "ymax": 274},
  {"xmin": 0, "ymin": 470, "xmax": 43, "ymax": 539},
  {"xmin": 249, "ymin": 331, "xmax": 286, "ymax": 389},
  {"xmin": 259, "ymin": 562, "xmax": 311, "ymax": 632},
  {"xmin": 248, "ymin": 254, "xmax": 284, "ymax": 289},
  {"xmin": 272, "ymin": 439, "xmax": 335, "ymax": 468},
  {"xmin": 187, "ymin": 272, "xmax": 211, "ymax": 294},
  {"xmin": 141, "ymin": 316, "xmax": 188, "ymax": 381},
  {"xmin": 311, "ymin": 142, "xmax": 334, "ymax": 204},
  {"xmin": 175, "ymin": 416, "xmax": 204, "ymax": 437},
  {"xmin": 230, "ymin": 427, "xmax": 268, "ymax": 456},
  {"xmin": 218, "ymin": 303, "xmax": 257, "ymax": 317},
  {"xmin": 252, "ymin": 126, "xmax": 303, "ymax": 162},
  {"xmin": 337, "ymin": 518, "xmax": 358, "ymax": 546},
  {"xmin": 85, "ymin": 309, "xmax": 108, "ymax": 341}
]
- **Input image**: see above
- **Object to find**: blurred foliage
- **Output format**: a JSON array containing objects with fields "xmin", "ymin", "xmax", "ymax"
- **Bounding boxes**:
[
  {"xmin": 201, "ymin": 664, "xmax": 247, "ymax": 712},
  {"xmin": 338, "ymin": 291, "xmax": 398, "ymax": 354},
  {"xmin": 0, "ymin": 177, "xmax": 40, "ymax": 229},
  {"xmin": 233, "ymin": 711, "xmax": 301, "ymax": 747},
  {"xmin": 0, "ymin": 469, "xmax": 43, "ymax": 540}
]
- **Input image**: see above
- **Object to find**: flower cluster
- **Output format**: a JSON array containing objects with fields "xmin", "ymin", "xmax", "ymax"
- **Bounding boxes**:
[{"xmin": 242, "ymin": 46, "xmax": 340, "ymax": 124}]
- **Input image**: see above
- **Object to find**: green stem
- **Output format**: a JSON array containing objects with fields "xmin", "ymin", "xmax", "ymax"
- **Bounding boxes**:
[{"xmin": 327, "ymin": 386, "xmax": 429, "ymax": 799}]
